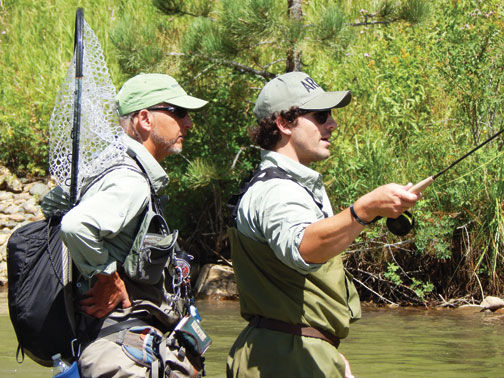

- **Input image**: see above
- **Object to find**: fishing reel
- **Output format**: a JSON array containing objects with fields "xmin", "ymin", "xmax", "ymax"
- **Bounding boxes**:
[{"xmin": 386, "ymin": 211, "xmax": 414, "ymax": 236}]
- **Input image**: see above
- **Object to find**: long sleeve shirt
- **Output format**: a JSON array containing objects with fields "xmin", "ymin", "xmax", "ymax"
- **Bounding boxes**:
[
  {"xmin": 236, "ymin": 150, "xmax": 333, "ymax": 274},
  {"xmin": 60, "ymin": 136, "xmax": 169, "ymax": 280}
]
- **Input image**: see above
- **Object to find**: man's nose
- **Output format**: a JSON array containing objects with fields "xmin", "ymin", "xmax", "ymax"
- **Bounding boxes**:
[
  {"xmin": 326, "ymin": 115, "xmax": 338, "ymax": 131},
  {"xmin": 182, "ymin": 115, "xmax": 193, "ymax": 131}
]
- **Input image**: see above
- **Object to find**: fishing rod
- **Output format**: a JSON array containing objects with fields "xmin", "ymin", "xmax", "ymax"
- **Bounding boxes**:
[{"xmin": 386, "ymin": 127, "xmax": 504, "ymax": 236}]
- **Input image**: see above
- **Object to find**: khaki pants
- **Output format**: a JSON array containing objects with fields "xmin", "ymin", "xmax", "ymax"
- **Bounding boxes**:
[{"xmin": 79, "ymin": 338, "xmax": 148, "ymax": 378}]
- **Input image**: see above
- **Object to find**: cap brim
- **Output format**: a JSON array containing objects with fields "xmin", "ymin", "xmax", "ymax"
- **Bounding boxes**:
[
  {"xmin": 167, "ymin": 95, "xmax": 208, "ymax": 110},
  {"xmin": 300, "ymin": 91, "xmax": 352, "ymax": 111}
]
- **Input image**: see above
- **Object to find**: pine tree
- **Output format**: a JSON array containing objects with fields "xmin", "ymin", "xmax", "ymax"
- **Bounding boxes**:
[
  {"xmin": 153, "ymin": 0, "xmax": 429, "ymax": 79},
  {"xmin": 110, "ymin": 0, "xmax": 430, "ymax": 263}
]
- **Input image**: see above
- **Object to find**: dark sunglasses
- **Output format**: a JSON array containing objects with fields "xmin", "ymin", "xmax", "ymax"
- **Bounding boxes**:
[
  {"xmin": 312, "ymin": 110, "xmax": 331, "ymax": 124},
  {"xmin": 148, "ymin": 105, "xmax": 188, "ymax": 119}
]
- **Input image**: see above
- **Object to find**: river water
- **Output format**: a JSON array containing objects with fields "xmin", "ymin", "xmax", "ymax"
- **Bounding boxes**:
[{"xmin": 1, "ymin": 293, "xmax": 503, "ymax": 377}]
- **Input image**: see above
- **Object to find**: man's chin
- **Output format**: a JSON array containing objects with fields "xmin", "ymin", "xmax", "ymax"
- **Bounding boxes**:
[{"xmin": 167, "ymin": 145, "xmax": 183, "ymax": 155}]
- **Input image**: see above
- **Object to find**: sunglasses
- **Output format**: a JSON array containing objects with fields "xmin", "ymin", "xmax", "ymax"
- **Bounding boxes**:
[
  {"xmin": 148, "ymin": 105, "xmax": 188, "ymax": 119},
  {"xmin": 312, "ymin": 110, "xmax": 331, "ymax": 125}
]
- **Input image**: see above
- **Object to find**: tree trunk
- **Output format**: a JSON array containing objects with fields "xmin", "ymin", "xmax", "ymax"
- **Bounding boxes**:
[{"xmin": 286, "ymin": 0, "xmax": 302, "ymax": 72}]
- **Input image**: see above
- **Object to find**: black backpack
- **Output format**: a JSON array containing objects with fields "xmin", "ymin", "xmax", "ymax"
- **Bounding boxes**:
[
  {"xmin": 7, "ymin": 215, "xmax": 78, "ymax": 366},
  {"xmin": 6, "ymin": 163, "xmax": 143, "ymax": 367}
]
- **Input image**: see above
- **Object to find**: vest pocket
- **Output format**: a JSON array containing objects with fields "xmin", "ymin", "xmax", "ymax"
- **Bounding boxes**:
[{"xmin": 123, "ymin": 210, "xmax": 177, "ymax": 284}]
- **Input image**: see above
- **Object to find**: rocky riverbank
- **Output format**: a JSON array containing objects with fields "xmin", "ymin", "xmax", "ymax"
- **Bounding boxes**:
[{"xmin": 0, "ymin": 166, "xmax": 54, "ymax": 285}]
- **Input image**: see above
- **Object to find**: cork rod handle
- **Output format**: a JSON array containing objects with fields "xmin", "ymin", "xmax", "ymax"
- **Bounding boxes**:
[{"xmin": 409, "ymin": 176, "xmax": 435, "ymax": 194}]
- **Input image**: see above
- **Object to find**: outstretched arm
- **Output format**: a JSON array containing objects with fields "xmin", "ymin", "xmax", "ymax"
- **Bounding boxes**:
[{"xmin": 299, "ymin": 183, "xmax": 420, "ymax": 264}]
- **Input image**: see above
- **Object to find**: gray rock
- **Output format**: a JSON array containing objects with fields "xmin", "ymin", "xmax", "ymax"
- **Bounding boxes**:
[
  {"xmin": 3, "ymin": 205, "xmax": 21, "ymax": 215},
  {"xmin": 6, "ymin": 176, "xmax": 23, "ymax": 193},
  {"xmin": 29, "ymin": 182, "xmax": 51, "ymax": 198},
  {"xmin": 0, "ymin": 233, "xmax": 8, "ymax": 246},
  {"xmin": 3, "ymin": 221, "xmax": 18, "ymax": 229},
  {"xmin": 194, "ymin": 264, "xmax": 238, "ymax": 299},
  {"xmin": 0, "ymin": 191, "xmax": 13, "ymax": 201},
  {"xmin": 28, "ymin": 212, "xmax": 45, "ymax": 221},
  {"xmin": 20, "ymin": 198, "xmax": 38, "ymax": 214},
  {"xmin": 480, "ymin": 296, "xmax": 504, "ymax": 311},
  {"xmin": 0, "ymin": 242, "xmax": 6, "ymax": 260},
  {"xmin": 23, "ymin": 206, "xmax": 39, "ymax": 215},
  {"xmin": 13, "ymin": 192, "xmax": 31, "ymax": 203},
  {"xmin": 455, "ymin": 304, "xmax": 483, "ymax": 313},
  {"xmin": 9, "ymin": 213, "xmax": 26, "ymax": 222}
]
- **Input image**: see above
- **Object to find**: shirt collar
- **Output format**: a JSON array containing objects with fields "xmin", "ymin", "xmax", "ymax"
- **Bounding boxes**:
[
  {"xmin": 259, "ymin": 150, "xmax": 323, "ymax": 194},
  {"xmin": 123, "ymin": 135, "xmax": 169, "ymax": 193}
]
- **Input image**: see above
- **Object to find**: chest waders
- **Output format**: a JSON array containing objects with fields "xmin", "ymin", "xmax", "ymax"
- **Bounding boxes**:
[{"xmin": 228, "ymin": 166, "xmax": 361, "ymax": 343}]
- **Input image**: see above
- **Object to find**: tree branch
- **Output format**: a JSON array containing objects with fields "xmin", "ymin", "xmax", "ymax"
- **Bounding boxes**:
[
  {"xmin": 348, "ymin": 19, "xmax": 397, "ymax": 26},
  {"xmin": 352, "ymin": 276, "xmax": 398, "ymax": 306},
  {"xmin": 349, "ymin": 267, "xmax": 424, "ymax": 304},
  {"xmin": 167, "ymin": 52, "xmax": 276, "ymax": 80}
]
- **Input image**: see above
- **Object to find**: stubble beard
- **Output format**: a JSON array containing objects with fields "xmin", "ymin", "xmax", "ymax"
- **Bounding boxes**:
[{"xmin": 151, "ymin": 128, "xmax": 182, "ymax": 155}]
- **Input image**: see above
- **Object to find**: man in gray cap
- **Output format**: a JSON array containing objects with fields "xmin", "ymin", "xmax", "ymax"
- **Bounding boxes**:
[
  {"xmin": 60, "ymin": 73, "xmax": 208, "ymax": 377},
  {"xmin": 227, "ymin": 72, "xmax": 420, "ymax": 377}
]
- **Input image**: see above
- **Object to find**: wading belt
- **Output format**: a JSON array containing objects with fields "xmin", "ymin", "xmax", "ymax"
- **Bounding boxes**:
[{"xmin": 249, "ymin": 316, "xmax": 340, "ymax": 348}]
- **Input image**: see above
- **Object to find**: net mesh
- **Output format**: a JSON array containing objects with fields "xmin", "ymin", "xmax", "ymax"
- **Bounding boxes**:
[{"xmin": 48, "ymin": 19, "xmax": 126, "ymax": 194}]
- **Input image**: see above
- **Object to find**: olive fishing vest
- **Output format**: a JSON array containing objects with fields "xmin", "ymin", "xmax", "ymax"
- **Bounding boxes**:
[{"xmin": 229, "ymin": 167, "xmax": 361, "ymax": 338}]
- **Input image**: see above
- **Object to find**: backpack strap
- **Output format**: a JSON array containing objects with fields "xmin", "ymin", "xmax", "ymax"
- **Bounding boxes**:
[
  {"xmin": 78, "ymin": 162, "xmax": 144, "ymax": 204},
  {"xmin": 228, "ymin": 166, "xmax": 327, "ymax": 225}
]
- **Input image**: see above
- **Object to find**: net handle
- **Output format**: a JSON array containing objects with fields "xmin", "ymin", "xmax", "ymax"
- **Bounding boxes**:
[{"xmin": 70, "ymin": 8, "xmax": 84, "ymax": 205}]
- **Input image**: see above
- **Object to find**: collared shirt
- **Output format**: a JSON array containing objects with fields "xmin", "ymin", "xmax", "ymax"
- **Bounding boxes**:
[
  {"xmin": 236, "ymin": 150, "xmax": 333, "ymax": 274},
  {"xmin": 60, "ymin": 136, "xmax": 169, "ymax": 279}
]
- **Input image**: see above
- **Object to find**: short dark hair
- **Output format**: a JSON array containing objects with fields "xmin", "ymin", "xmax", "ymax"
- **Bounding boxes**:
[{"xmin": 248, "ymin": 107, "xmax": 310, "ymax": 150}]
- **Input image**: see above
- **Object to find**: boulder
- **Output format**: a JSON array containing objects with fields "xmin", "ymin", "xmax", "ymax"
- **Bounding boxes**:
[
  {"xmin": 29, "ymin": 182, "xmax": 51, "ymax": 198},
  {"xmin": 480, "ymin": 296, "xmax": 504, "ymax": 311},
  {"xmin": 2, "ymin": 204, "xmax": 21, "ymax": 215},
  {"xmin": 194, "ymin": 263, "xmax": 238, "ymax": 299},
  {"xmin": 0, "ymin": 191, "xmax": 13, "ymax": 201}
]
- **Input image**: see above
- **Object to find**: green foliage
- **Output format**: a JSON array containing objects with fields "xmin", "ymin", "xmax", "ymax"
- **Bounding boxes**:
[
  {"xmin": 110, "ymin": 14, "xmax": 165, "ymax": 76},
  {"xmin": 182, "ymin": 17, "xmax": 229, "ymax": 56},
  {"xmin": 185, "ymin": 158, "xmax": 220, "ymax": 189},
  {"xmin": 414, "ymin": 205, "xmax": 456, "ymax": 260},
  {"xmin": 220, "ymin": 0, "xmax": 279, "ymax": 44},
  {"xmin": 399, "ymin": 0, "xmax": 431, "ymax": 23},
  {"xmin": 313, "ymin": 6, "xmax": 345, "ymax": 41},
  {"xmin": 2, "ymin": 0, "xmax": 504, "ymax": 300},
  {"xmin": 384, "ymin": 263, "xmax": 402, "ymax": 285},
  {"xmin": 153, "ymin": 0, "xmax": 212, "ymax": 17},
  {"xmin": 410, "ymin": 277, "xmax": 434, "ymax": 301},
  {"xmin": 0, "ymin": 0, "xmax": 126, "ymax": 175}
]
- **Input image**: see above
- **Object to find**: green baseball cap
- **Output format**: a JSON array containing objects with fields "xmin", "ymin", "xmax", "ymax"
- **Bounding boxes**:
[
  {"xmin": 116, "ymin": 73, "xmax": 208, "ymax": 116},
  {"xmin": 253, "ymin": 71, "xmax": 351, "ymax": 120}
]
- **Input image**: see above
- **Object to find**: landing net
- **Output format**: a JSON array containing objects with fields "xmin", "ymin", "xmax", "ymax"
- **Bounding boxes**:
[{"xmin": 48, "ymin": 19, "xmax": 125, "ymax": 194}]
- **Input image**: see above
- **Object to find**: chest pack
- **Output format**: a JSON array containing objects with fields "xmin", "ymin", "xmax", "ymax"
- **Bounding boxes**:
[
  {"xmin": 6, "ymin": 162, "xmax": 162, "ymax": 367},
  {"xmin": 228, "ymin": 166, "xmax": 327, "ymax": 224}
]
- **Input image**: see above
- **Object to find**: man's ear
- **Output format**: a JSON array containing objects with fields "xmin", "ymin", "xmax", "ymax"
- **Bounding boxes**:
[
  {"xmin": 135, "ymin": 109, "xmax": 154, "ymax": 133},
  {"xmin": 275, "ymin": 116, "xmax": 293, "ymax": 136}
]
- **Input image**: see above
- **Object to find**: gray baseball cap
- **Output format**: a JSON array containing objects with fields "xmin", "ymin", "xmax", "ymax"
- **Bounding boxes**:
[
  {"xmin": 253, "ymin": 71, "xmax": 351, "ymax": 120},
  {"xmin": 116, "ymin": 73, "xmax": 208, "ymax": 116}
]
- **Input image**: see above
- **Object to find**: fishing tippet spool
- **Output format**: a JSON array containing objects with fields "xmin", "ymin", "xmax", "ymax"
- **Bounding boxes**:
[{"xmin": 386, "ymin": 211, "xmax": 414, "ymax": 236}]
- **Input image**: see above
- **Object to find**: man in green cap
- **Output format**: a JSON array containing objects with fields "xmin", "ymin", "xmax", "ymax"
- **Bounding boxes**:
[
  {"xmin": 227, "ymin": 71, "xmax": 421, "ymax": 377},
  {"xmin": 60, "ymin": 73, "xmax": 208, "ymax": 377}
]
